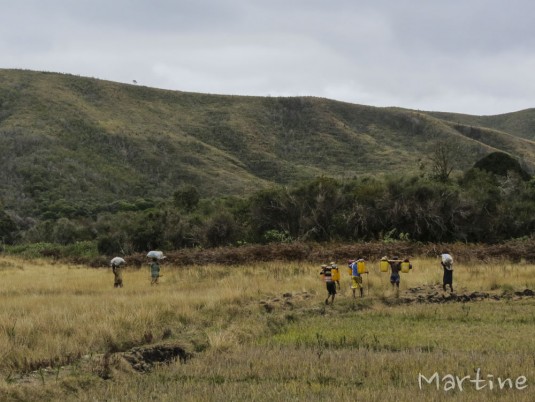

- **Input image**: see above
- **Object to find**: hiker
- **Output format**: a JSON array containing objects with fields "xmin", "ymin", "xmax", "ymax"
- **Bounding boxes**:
[
  {"xmin": 441, "ymin": 252, "xmax": 454, "ymax": 292},
  {"xmin": 320, "ymin": 264, "xmax": 336, "ymax": 305},
  {"xmin": 110, "ymin": 257, "xmax": 126, "ymax": 288},
  {"xmin": 330, "ymin": 261, "xmax": 341, "ymax": 290},
  {"xmin": 150, "ymin": 257, "xmax": 161, "ymax": 285},
  {"xmin": 348, "ymin": 259, "xmax": 364, "ymax": 298}
]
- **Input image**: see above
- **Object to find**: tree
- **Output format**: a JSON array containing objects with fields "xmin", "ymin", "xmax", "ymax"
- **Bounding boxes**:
[
  {"xmin": 130, "ymin": 210, "xmax": 166, "ymax": 251},
  {"xmin": 249, "ymin": 187, "xmax": 293, "ymax": 240},
  {"xmin": 51, "ymin": 218, "xmax": 79, "ymax": 245},
  {"xmin": 473, "ymin": 152, "xmax": 531, "ymax": 181},
  {"xmin": 204, "ymin": 212, "xmax": 238, "ymax": 247},
  {"xmin": 293, "ymin": 177, "xmax": 345, "ymax": 241},
  {"xmin": 428, "ymin": 140, "xmax": 458, "ymax": 182},
  {"xmin": 97, "ymin": 233, "xmax": 130, "ymax": 255},
  {"xmin": 173, "ymin": 185, "xmax": 200, "ymax": 212},
  {"xmin": 0, "ymin": 209, "xmax": 18, "ymax": 245}
]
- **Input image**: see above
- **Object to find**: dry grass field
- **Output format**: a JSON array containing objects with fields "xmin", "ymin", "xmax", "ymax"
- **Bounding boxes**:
[{"xmin": 0, "ymin": 255, "xmax": 534, "ymax": 401}]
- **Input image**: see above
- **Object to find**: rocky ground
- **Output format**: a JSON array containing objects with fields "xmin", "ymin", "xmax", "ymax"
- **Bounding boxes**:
[
  {"xmin": 258, "ymin": 285, "xmax": 535, "ymax": 311},
  {"xmin": 393, "ymin": 284, "xmax": 534, "ymax": 305},
  {"xmin": 11, "ymin": 340, "xmax": 197, "ymax": 386}
]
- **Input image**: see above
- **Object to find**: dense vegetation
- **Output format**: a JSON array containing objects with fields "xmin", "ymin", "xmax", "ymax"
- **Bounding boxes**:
[
  {"xmin": 2, "ymin": 69, "xmax": 535, "ymax": 254},
  {"xmin": 3, "ymin": 162, "xmax": 535, "ymax": 257}
]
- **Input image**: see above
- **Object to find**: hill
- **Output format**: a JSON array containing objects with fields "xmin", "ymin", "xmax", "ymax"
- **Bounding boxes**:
[
  {"xmin": 1, "ymin": 68, "xmax": 535, "ymax": 219},
  {"xmin": 429, "ymin": 109, "xmax": 535, "ymax": 141}
]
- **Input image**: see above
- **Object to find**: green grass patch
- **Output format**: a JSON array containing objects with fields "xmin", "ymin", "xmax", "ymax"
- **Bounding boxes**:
[{"xmin": 268, "ymin": 301, "xmax": 535, "ymax": 354}]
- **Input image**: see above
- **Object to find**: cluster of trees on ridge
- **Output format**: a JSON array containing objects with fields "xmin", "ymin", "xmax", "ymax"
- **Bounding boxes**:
[{"xmin": 1, "ymin": 152, "xmax": 535, "ymax": 255}]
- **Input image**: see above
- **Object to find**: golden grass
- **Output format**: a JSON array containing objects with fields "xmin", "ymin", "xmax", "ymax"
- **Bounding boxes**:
[{"xmin": 0, "ymin": 255, "xmax": 534, "ymax": 401}]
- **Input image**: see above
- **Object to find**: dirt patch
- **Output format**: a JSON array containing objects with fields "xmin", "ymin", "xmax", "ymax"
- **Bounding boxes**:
[
  {"xmin": 121, "ymin": 342, "xmax": 192, "ymax": 372},
  {"xmin": 259, "ymin": 286, "xmax": 535, "ymax": 312},
  {"xmin": 386, "ymin": 285, "xmax": 535, "ymax": 305},
  {"xmin": 259, "ymin": 291, "xmax": 314, "ymax": 312},
  {"xmin": 11, "ymin": 340, "xmax": 195, "ymax": 386}
]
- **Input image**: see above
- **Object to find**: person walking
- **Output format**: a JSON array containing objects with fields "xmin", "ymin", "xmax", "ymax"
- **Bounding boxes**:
[
  {"xmin": 388, "ymin": 256, "xmax": 403, "ymax": 289},
  {"xmin": 150, "ymin": 257, "xmax": 161, "ymax": 285},
  {"xmin": 110, "ymin": 257, "xmax": 126, "ymax": 288},
  {"xmin": 320, "ymin": 264, "xmax": 336, "ymax": 305},
  {"xmin": 349, "ymin": 259, "xmax": 364, "ymax": 298},
  {"xmin": 387, "ymin": 256, "xmax": 412, "ymax": 289},
  {"xmin": 441, "ymin": 252, "xmax": 454, "ymax": 292}
]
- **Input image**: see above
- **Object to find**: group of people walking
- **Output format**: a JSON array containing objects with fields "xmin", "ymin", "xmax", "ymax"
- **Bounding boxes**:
[
  {"xmin": 109, "ymin": 252, "xmax": 165, "ymax": 288},
  {"xmin": 109, "ymin": 251, "xmax": 454, "ymax": 301},
  {"xmin": 319, "ymin": 259, "xmax": 368, "ymax": 304},
  {"xmin": 320, "ymin": 253, "xmax": 454, "ymax": 304}
]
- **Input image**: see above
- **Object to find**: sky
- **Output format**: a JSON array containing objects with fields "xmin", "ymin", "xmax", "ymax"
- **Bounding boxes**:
[{"xmin": 1, "ymin": 0, "xmax": 535, "ymax": 116}]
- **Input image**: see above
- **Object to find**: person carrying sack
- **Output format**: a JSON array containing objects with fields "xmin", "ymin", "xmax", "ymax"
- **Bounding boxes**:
[
  {"xmin": 110, "ymin": 257, "xmax": 126, "ymax": 288},
  {"xmin": 441, "ymin": 252, "xmax": 454, "ymax": 292}
]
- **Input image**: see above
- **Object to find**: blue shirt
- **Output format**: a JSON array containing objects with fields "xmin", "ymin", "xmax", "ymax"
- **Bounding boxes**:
[{"xmin": 350, "ymin": 262, "xmax": 361, "ymax": 277}]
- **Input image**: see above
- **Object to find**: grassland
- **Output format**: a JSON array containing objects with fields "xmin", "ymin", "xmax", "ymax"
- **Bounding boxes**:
[{"xmin": 0, "ymin": 255, "xmax": 534, "ymax": 401}]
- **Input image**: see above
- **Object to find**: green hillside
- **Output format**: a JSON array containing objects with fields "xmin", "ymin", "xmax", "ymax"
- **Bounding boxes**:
[
  {"xmin": 429, "ymin": 109, "xmax": 535, "ymax": 141},
  {"xmin": 1, "ymin": 68, "xmax": 535, "ymax": 219}
]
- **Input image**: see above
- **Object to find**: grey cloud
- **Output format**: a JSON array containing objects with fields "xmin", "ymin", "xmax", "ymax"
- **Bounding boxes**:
[{"xmin": 1, "ymin": 0, "xmax": 535, "ymax": 114}]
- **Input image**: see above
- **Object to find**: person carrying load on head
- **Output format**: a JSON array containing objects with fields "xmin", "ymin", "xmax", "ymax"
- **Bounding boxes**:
[
  {"xmin": 110, "ymin": 257, "xmax": 126, "ymax": 288},
  {"xmin": 147, "ymin": 251, "xmax": 165, "ymax": 285},
  {"xmin": 320, "ymin": 264, "xmax": 336, "ymax": 305},
  {"xmin": 440, "ymin": 252, "xmax": 454, "ymax": 292},
  {"xmin": 349, "ymin": 258, "xmax": 365, "ymax": 298}
]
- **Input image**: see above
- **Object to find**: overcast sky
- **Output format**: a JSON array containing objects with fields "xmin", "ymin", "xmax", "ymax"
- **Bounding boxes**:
[{"xmin": 2, "ymin": 0, "xmax": 534, "ymax": 115}]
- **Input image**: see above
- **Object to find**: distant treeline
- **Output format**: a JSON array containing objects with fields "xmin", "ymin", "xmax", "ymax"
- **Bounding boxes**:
[{"xmin": 2, "ymin": 161, "xmax": 535, "ymax": 255}]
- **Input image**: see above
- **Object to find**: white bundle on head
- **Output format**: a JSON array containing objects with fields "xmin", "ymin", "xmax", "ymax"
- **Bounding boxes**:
[
  {"xmin": 147, "ymin": 250, "xmax": 166, "ymax": 260},
  {"xmin": 441, "ymin": 253, "xmax": 453, "ymax": 265}
]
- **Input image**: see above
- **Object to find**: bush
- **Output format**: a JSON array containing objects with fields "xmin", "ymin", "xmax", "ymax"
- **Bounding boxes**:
[
  {"xmin": 64, "ymin": 241, "xmax": 99, "ymax": 258},
  {"xmin": 0, "ymin": 209, "xmax": 18, "ymax": 244},
  {"xmin": 4, "ymin": 242, "xmax": 58, "ymax": 258},
  {"xmin": 263, "ymin": 229, "xmax": 292, "ymax": 244},
  {"xmin": 474, "ymin": 152, "xmax": 531, "ymax": 181},
  {"xmin": 204, "ymin": 213, "xmax": 239, "ymax": 247}
]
